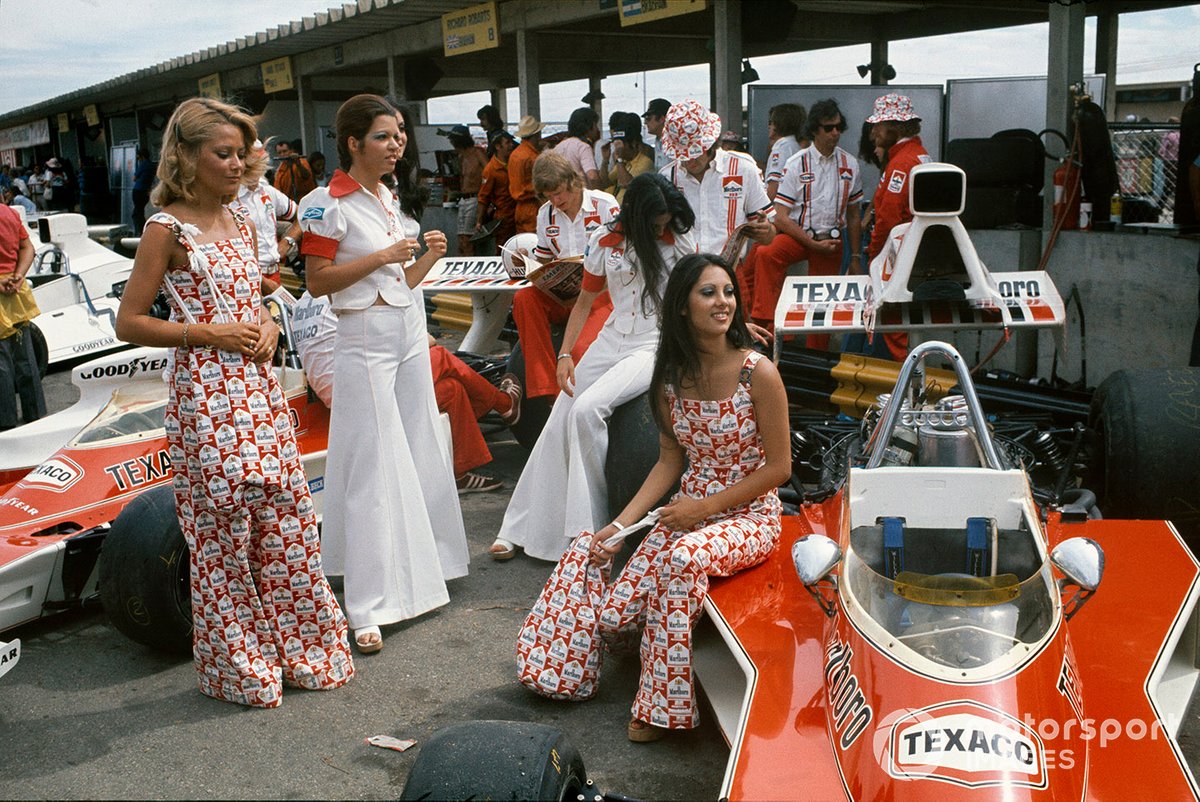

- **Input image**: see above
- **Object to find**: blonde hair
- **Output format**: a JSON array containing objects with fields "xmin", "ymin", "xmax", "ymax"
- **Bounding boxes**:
[
  {"xmin": 532, "ymin": 149, "xmax": 582, "ymax": 194},
  {"xmin": 152, "ymin": 98, "xmax": 266, "ymax": 207}
]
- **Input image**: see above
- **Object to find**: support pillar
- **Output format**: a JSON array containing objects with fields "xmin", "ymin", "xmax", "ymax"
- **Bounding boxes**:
[
  {"xmin": 870, "ymin": 40, "xmax": 889, "ymax": 85},
  {"xmin": 1044, "ymin": 0, "xmax": 1086, "ymax": 230},
  {"xmin": 517, "ymin": 29, "xmax": 541, "ymax": 120},
  {"xmin": 387, "ymin": 56, "xmax": 406, "ymax": 103},
  {"xmin": 297, "ymin": 75, "xmax": 316, "ymax": 155},
  {"xmin": 489, "ymin": 87, "xmax": 508, "ymax": 126},
  {"xmin": 713, "ymin": 0, "xmax": 742, "ymax": 132},
  {"xmin": 1095, "ymin": 11, "xmax": 1119, "ymax": 120},
  {"xmin": 588, "ymin": 74, "xmax": 604, "ymax": 119}
]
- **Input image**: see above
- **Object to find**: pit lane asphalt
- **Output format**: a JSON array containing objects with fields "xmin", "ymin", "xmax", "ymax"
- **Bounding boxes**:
[
  {"xmin": 6, "ymin": 366, "xmax": 1200, "ymax": 799},
  {"xmin": 0, "ymin": 364, "xmax": 728, "ymax": 800}
]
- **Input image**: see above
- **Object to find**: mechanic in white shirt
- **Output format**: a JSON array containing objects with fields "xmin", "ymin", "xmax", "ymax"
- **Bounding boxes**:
[
  {"xmin": 657, "ymin": 99, "xmax": 774, "ymax": 258},
  {"xmin": 511, "ymin": 150, "xmax": 620, "ymax": 401},
  {"xmin": 738, "ymin": 98, "xmax": 862, "ymax": 345},
  {"xmin": 231, "ymin": 163, "xmax": 300, "ymax": 288},
  {"xmin": 764, "ymin": 103, "xmax": 806, "ymax": 200}
]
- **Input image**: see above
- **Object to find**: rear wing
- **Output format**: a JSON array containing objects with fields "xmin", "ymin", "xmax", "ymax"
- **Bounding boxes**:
[
  {"xmin": 774, "ymin": 162, "xmax": 1065, "ymax": 354},
  {"xmin": 775, "ymin": 271, "xmax": 1064, "ymax": 335}
]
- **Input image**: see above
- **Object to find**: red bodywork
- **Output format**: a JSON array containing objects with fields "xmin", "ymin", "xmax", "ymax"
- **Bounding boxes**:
[
  {"xmin": 703, "ymin": 496, "xmax": 1200, "ymax": 800},
  {"xmin": 0, "ymin": 374, "xmax": 329, "ymax": 634}
]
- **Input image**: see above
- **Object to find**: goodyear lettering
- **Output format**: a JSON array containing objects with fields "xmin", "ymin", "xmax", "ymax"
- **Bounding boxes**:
[
  {"xmin": 824, "ymin": 637, "xmax": 872, "ymax": 749},
  {"xmin": 103, "ymin": 449, "xmax": 172, "ymax": 492},
  {"xmin": 72, "ymin": 337, "xmax": 116, "ymax": 354},
  {"xmin": 793, "ymin": 282, "xmax": 864, "ymax": 304},
  {"xmin": 997, "ymin": 279, "xmax": 1041, "ymax": 299},
  {"xmin": 79, "ymin": 355, "xmax": 169, "ymax": 381},
  {"xmin": 0, "ymin": 497, "xmax": 39, "ymax": 516}
]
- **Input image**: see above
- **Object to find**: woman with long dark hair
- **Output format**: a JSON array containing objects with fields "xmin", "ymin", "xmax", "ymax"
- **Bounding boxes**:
[
  {"xmin": 518, "ymin": 253, "xmax": 789, "ymax": 741},
  {"xmin": 299, "ymin": 94, "xmax": 467, "ymax": 654},
  {"xmin": 116, "ymin": 97, "xmax": 354, "ymax": 706},
  {"xmin": 493, "ymin": 172, "xmax": 696, "ymax": 562}
]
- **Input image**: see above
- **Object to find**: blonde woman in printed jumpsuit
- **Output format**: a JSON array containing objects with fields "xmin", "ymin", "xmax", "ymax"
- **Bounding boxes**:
[
  {"xmin": 299, "ymin": 94, "xmax": 468, "ymax": 654},
  {"xmin": 590, "ymin": 253, "xmax": 789, "ymax": 741},
  {"xmin": 116, "ymin": 97, "xmax": 354, "ymax": 708}
]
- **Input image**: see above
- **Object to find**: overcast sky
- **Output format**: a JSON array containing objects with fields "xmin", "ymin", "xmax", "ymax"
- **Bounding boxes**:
[{"xmin": 2, "ymin": 0, "xmax": 1197, "ymax": 124}]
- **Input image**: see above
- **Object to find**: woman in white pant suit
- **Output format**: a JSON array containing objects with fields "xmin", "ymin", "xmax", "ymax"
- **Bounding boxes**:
[
  {"xmin": 300, "ymin": 94, "xmax": 468, "ymax": 653},
  {"xmin": 493, "ymin": 173, "xmax": 697, "ymax": 561}
]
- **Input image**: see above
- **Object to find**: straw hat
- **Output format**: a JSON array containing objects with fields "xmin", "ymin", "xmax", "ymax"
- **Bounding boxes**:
[{"xmin": 514, "ymin": 115, "xmax": 545, "ymax": 138}]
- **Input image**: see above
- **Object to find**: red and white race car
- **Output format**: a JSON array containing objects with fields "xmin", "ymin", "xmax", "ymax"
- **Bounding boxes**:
[
  {"xmin": 398, "ymin": 164, "xmax": 1200, "ymax": 801},
  {"xmin": 0, "ymin": 344, "xmax": 331, "ymax": 661}
]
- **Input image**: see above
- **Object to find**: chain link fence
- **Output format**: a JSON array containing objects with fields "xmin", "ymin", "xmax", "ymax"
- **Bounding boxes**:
[{"xmin": 1109, "ymin": 122, "xmax": 1180, "ymax": 225}]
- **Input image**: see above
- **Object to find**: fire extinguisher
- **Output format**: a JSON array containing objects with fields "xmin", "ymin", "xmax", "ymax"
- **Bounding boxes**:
[{"xmin": 1052, "ymin": 157, "xmax": 1081, "ymax": 231}]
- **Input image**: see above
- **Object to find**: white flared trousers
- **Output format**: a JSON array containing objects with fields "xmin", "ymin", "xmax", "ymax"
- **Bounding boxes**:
[
  {"xmin": 321, "ymin": 304, "xmax": 469, "ymax": 627},
  {"xmin": 498, "ymin": 324, "xmax": 658, "ymax": 561}
]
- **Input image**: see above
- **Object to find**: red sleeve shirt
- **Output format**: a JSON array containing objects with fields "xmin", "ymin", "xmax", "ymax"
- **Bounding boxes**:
[
  {"xmin": 0, "ymin": 205, "xmax": 30, "ymax": 276},
  {"xmin": 868, "ymin": 137, "xmax": 930, "ymax": 259}
]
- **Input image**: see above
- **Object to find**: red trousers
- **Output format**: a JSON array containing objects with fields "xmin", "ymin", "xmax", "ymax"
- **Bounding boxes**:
[
  {"xmin": 739, "ymin": 235, "xmax": 842, "ymax": 349},
  {"xmin": 512, "ymin": 288, "xmax": 612, "ymax": 399},
  {"xmin": 431, "ymin": 345, "xmax": 509, "ymax": 477}
]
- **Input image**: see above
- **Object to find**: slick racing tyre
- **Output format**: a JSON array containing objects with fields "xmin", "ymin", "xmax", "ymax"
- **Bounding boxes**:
[
  {"xmin": 604, "ymin": 391, "xmax": 664, "ymax": 521},
  {"xmin": 27, "ymin": 322, "xmax": 48, "ymax": 378},
  {"xmin": 1091, "ymin": 368, "xmax": 1200, "ymax": 549},
  {"xmin": 98, "ymin": 485, "xmax": 192, "ymax": 654},
  {"xmin": 400, "ymin": 720, "xmax": 589, "ymax": 802}
]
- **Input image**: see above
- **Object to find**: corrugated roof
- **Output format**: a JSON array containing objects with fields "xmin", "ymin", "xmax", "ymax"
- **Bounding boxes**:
[{"xmin": 0, "ymin": 0, "xmax": 473, "ymax": 126}]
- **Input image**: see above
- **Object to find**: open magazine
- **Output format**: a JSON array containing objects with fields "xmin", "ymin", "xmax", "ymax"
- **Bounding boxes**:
[
  {"xmin": 500, "ymin": 243, "xmax": 585, "ymax": 304},
  {"xmin": 721, "ymin": 222, "xmax": 755, "ymax": 268}
]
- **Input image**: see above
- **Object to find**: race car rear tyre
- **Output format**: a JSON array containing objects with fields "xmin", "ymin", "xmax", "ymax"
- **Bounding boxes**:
[
  {"xmin": 98, "ymin": 485, "xmax": 192, "ymax": 655},
  {"xmin": 604, "ymin": 391, "xmax": 664, "ymax": 521},
  {"xmin": 27, "ymin": 322, "xmax": 48, "ymax": 378},
  {"xmin": 399, "ymin": 720, "xmax": 588, "ymax": 802},
  {"xmin": 1091, "ymin": 367, "xmax": 1200, "ymax": 547},
  {"xmin": 504, "ymin": 340, "xmax": 553, "ymax": 451}
]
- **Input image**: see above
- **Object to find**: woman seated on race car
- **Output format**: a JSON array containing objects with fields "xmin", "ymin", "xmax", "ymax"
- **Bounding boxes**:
[{"xmin": 521, "ymin": 253, "xmax": 790, "ymax": 742}]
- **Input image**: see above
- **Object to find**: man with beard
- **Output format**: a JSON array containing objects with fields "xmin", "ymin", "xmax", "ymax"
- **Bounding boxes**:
[{"xmin": 865, "ymin": 93, "xmax": 931, "ymax": 360}]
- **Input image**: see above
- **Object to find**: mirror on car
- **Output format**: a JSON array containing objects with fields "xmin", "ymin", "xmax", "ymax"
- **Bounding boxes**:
[
  {"xmin": 1051, "ymin": 537, "xmax": 1105, "ymax": 592},
  {"xmin": 792, "ymin": 535, "xmax": 842, "ymax": 586}
]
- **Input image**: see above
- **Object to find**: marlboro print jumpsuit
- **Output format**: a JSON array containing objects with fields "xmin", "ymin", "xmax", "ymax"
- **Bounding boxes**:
[
  {"xmin": 153, "ymin": 211, "xmax": 354, "ymax": 708},
  {"xmin": 598, "ymin": 351, "xmax": 781, "ymax": 729}
]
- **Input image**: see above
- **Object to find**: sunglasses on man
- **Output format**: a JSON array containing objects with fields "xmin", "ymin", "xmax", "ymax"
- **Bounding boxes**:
[{"xmin": 818, "ymin": 121, "xmax": 847, "ymax": 133}]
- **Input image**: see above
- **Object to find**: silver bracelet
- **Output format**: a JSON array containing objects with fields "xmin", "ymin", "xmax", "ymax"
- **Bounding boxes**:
[
  {"xmin": 610, "ymin": 520, "xmax": 625, "ymax": 531},
  {"xmin": 181, "ymin": 322, "xmax": 189, "ymax": 348},
  {"xmin": 556, "ymin": 353, "xmax": 573, "ymax": 361}
]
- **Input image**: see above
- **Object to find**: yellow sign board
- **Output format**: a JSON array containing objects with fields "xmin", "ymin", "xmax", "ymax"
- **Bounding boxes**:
[
  {"xmin": 198, "ymin": 73, "xmax": 222, "ymax": 99},
  {"xmin": 442, "ymin": 1, "xmax": 499, "ymax": 57},
  {"xmin": 57, "ymin": 113, "xmax": 70, "ymax": 131},
  {"xmin": 84, "ymin": 104, "xmax": 100, "ymax": 127},
  {"xmin": 262, "ymin": 57, "xmax": 294, "ymax": 94},
  {"xmin": 618, "ymin": 0, "xmax": 706, "ymax": 27}
]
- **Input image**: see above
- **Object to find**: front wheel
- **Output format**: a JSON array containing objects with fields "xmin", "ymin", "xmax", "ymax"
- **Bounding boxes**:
[
  {"xmin": 400, "ymin": 720, "xmax": 589, "ymax": 802},
  {"xmin": 98, "ymin": 485, "xmax": 193, "ymax": 654}
]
